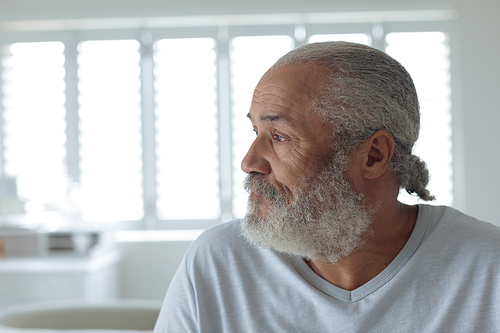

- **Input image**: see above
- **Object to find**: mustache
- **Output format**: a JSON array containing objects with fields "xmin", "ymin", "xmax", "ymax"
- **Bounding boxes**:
[{"xmin": 243, "ymin": 174, "xmax": 282, "ymax": 201}]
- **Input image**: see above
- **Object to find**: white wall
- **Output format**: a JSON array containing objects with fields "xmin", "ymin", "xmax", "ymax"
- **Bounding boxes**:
[{"xmin": 456, "ymin": 0, "xmax": 500, "ymax": 225}]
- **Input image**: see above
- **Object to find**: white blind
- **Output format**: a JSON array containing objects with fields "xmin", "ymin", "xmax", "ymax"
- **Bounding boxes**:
[
  {"xmin": 309, "ymin": 33, "xmax": 372, "ymax": 45},
  {"xmin": 77, "ymin": 40, "xmax": 143, "ymax": 221},
  {"xmin": 386, "ymin": 32, "xmax": 453, "ymax": 206},
  {"xmin": 230, "ymin": 35, "xmax": 294, "ymax": 218},
  {"xmin": 154, "ymin": 38, "xmax": 219, "ymax": 220},
  {"xmin": 1, "ymin": 42, "xmax": 67, "ymax": 212}
]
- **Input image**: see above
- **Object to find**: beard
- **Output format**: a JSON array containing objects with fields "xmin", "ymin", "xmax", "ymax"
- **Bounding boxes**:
[{"xmin": 241, "ymin": 149, "xmax": 374, "ymax": 263}]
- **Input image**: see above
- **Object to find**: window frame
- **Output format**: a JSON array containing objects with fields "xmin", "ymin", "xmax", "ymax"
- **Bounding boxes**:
[{"xmin": 0, "ymin": 13, "xmax": 459, "ymax": 230}]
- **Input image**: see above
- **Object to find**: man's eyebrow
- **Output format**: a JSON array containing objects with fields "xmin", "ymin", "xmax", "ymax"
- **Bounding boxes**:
[{"xmin": 246, "ymin": 112, "xmax": 296, "ymax": 128}]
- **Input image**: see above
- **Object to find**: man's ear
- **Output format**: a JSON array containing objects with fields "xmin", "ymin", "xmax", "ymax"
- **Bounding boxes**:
[{"xmin": 360, "ymin": 129, "xmax": 395, "ymax": 180}]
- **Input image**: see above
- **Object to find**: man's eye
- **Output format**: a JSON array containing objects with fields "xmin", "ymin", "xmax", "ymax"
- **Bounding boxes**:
[{"xmin": 274, "ymin": 134, "xmax": 286, "ymax": 142}]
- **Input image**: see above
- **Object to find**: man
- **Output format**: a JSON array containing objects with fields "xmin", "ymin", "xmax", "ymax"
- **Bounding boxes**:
[{"xmin": 154, "ymin": 42, "xmax": 500, "ymax": 332}]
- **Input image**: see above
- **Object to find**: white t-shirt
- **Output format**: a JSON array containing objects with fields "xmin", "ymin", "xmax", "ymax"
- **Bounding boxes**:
[{"xmin": 154, "ymin": 205, "xmax": 500, "ymax": 332}]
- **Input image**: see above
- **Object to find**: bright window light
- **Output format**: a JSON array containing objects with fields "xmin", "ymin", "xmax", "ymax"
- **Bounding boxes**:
[
  {"xmin": 1, "ymin": 42, "xmax": 67, "ymax": 212},
  {"xmin": 386, "ymin": 32, "xmax": 453, "ymax": 206},
  {"xmin": 77, "ymin": 40, "xmax": 143, "ymax": 221},
  {"xmin": 308, "ymin": 33, "xmax": 372, "ymax": 45},
  {"xmin": 154, "ymin": 38, "xmax": 219, "ymax": 220}
]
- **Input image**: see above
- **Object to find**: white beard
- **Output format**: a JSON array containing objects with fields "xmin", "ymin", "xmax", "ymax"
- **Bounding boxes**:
[{"xmin": 241, "ymin": 151, "xmax": 374, "ymax": 263}]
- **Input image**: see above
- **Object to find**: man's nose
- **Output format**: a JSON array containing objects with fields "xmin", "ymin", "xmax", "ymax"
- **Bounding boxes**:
[{"xmin": 241, "ymin": 138, "xmax": 272, "ymax": 175}]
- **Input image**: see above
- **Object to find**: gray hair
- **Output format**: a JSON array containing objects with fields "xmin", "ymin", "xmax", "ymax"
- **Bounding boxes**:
[{"xmin": 273, "ymin": 41, "xmax": 434, "ymax": 201}]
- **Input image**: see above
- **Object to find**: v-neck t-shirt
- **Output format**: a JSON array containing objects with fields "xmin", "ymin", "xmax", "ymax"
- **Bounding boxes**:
[{"xmin": 155, "ymin": 205, "xmax": 500, "ymax": 332}]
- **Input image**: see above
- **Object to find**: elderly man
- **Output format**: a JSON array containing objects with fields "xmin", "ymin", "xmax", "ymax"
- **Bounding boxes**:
[{"xmin": 154, "ymin": 42, "xmax": 500, "ymax": 332}]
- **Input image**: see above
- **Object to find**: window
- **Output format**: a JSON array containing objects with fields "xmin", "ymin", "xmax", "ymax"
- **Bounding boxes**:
[
  {"xmin": 309, "ymin": 33, "xmax": 372, "ymax": 45},
  {"xmin": 154, "ymin": 38, "xmax": 219, "ymax": 220},
  {"xmin": 1, "ymin": 42, "xmax": 67, "ymax": 213},
  {"xmin": 0, "ymin": 14, "xmax": 455, "ymax": 228},
  {"xmin": 385, "ymin": 31, "xmax": 453, "ymax": 206},
  {"xmin": 77, "ymin": 40, "xmax": 143, "ymax": 221}
]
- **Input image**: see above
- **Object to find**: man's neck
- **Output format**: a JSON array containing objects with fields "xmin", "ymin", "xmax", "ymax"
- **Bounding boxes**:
[{"xmin": 305, "ymin": 204, "xmax": 418, "ymax": 291}]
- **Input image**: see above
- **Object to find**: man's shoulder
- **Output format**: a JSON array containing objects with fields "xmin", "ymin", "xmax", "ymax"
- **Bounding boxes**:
[
  {"xmin": 183, "ymin": 219, "xmax": 281, "ymax": 280},
  {"xmin": 439, "ymin": 205, "xmax": 499, "ymax": 234},
  {"xmin": 185, "ymin": 219, "xmax": 250, "ymax": 260},
  {"xmin": 193, "ymin": 219, "xmax": 242, "ymax": 247},
  {"xmin": 424, "ymin": 205, "xmax": 500, "ymax": 252}
]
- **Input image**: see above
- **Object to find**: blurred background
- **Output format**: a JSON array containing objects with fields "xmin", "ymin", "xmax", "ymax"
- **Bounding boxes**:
[{"xmin": 0, "ymin": 0, "xmax": 498, "ymax": 320}]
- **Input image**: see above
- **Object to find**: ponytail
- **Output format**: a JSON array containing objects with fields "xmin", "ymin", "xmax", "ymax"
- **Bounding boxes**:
[{"xmin": 397, "ymin": 154, "xmax": 435, "ymax": 201}]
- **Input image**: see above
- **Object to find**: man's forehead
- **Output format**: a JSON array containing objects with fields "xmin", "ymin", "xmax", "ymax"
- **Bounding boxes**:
[
  {"xmin": 257, "ymin": 65, "xmax": 323, "ymax": 98},
  {"xmin": 247, "ymin": 65, "xmax": 327, "ymax": 128}
]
